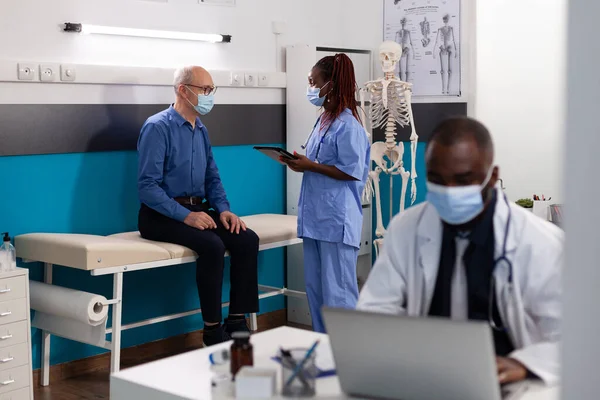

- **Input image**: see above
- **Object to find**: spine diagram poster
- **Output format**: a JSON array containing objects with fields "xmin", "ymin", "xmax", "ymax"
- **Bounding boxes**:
[{"xmin": 384, "ymin": 0, "xmax": 461, "ymax": 97}]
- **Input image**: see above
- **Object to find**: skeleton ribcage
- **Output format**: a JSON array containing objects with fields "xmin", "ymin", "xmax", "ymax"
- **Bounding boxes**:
[{"xmin": 369, "ymin": 82, "xmax": 412, "ymax": 130}]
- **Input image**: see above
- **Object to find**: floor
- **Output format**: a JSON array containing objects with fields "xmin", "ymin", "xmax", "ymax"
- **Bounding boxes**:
[{"xmin": 33, "ymin": 322, "xmax": 311, "ymax": 399}]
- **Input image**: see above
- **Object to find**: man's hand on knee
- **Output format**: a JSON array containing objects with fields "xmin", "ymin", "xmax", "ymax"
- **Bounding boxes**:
[
  {"xmin": 220, "ymin": 211, "xmax": 247, "ymax": 234},
  {"xmin": 184, "ymin": 212, "xmax": 217, "ymax": 230}
]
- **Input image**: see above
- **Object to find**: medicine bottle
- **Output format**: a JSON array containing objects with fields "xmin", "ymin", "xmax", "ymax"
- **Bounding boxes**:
[{"xmin": 230, "ymin": 331, "xmax": 253, "ymax": 379}]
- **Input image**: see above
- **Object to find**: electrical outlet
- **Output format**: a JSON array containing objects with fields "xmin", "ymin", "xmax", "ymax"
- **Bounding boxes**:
[
  {"xmin": 60, "ymin": 65, "xmax": 76, "ymax": 82},
  {"xmin": 230, "ymin": 72, "xmax": 242, "ymax": 86},
  {"xmin": 244, "ymin": 73, "xmax": 256, "ymax": 86},
  {"xmin": 258, "ymin": 74, "xmax": 269, "ymax": 87},
  {"xmin": 40, "ymin": 64, "xmax": 59, "ymax": 82},
  {"xmin": 17, "ymin": 63, "xmax": 36, "ymax": 80}
]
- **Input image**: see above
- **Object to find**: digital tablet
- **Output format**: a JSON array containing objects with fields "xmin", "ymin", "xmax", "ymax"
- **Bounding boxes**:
[{"xmin": 253, "ymin": 146, "xmax": 298, "ymax": 165}]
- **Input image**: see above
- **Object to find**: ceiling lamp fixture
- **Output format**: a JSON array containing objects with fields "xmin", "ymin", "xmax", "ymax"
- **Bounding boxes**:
[{"xmin": 63, "ymin": 23, "xmax": 231, "ymax": 43}]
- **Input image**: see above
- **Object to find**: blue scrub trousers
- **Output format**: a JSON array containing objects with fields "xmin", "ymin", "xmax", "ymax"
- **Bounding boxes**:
[{"xmin": 303, "ymin": 238, "xmax": 360, "ymax": 333}]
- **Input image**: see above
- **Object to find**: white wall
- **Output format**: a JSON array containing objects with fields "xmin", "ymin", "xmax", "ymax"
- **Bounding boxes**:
[
  {"xmin": 1, "ymin": 0, "xmax": 351, "ymax": 70},
  {"xmin": 0, "ymin": 0, "xmax": 388, "ymax": 107},
  {"xmin": 474, "ymin": 0, "xmax": 567, "ymax": 202},
  {"xmin": 0, "ymin": 0, "xmax": 386, "ymax": 75}
]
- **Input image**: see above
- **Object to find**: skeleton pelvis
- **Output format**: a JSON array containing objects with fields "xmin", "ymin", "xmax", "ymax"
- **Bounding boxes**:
[{"xmin": 371, "ymin": 141, "xmax": 404, "ymax": 172}]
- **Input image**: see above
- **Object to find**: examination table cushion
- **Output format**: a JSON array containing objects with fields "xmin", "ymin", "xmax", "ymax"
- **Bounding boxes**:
[
  {"xmin": 15, "ymin": 233, "xmax": 172, "ymax": 270},
  {"xmin": 15, "ymin": 214, "xmax": 298, "ymax": 271},
  {"xmin": 109, "ymin": 214, "xmax": 299, "ymax": 258}
]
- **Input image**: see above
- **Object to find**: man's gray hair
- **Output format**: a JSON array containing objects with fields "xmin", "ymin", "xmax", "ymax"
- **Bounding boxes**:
[{"xmin": 173, "ymin": 66, "xmax": 194, "ymax": 93}]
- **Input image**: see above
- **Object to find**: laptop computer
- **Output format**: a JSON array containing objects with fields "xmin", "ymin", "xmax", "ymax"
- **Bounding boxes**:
[{"xmin": 322, "ymin": 307, "xmax": 528, "ymax": 400}]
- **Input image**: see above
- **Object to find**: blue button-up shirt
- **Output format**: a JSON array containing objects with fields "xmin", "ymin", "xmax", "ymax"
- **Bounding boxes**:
[{"xmin": 137, "ymin": 105, "xmax": 230, "ymax": 222}]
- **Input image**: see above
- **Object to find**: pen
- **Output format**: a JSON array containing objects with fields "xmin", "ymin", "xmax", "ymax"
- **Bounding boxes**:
[
  {"xmin": 284, "ymin": 340, "xmax": 320, "ymax": 387},
  {"xmin": 280, "ymin": 347, "xmax": 310, "ymax": 388}
]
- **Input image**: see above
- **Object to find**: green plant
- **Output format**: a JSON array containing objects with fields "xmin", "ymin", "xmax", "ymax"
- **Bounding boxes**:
[{"xmin": 516, "ymin": 198, "xmax": 533, "ymax": 208}]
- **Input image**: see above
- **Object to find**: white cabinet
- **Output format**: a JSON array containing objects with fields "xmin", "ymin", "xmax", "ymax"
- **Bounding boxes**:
[
  {"xmin": 286, "ymin": 44, "xmax": 374, "ymax": 326},
  {"xmin": 0, "ymin": 270, "xmax": 33, "ymax": 399}
]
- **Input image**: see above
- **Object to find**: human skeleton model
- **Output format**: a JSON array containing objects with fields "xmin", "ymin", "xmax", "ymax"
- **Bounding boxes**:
[
  {"xmin": 420, "ymin": 17, "xmax": 431, "ymax": 47},
  {"xmin": 360, "ymin": 41, "xmax": 418, "ymax": 256},
  {"xmin": 433, "ymin": 14, "xmax": 458, "ymax": 94},
  {"xmin": 395, "ymin": 18, "xmax": 415, "ymax": 82}
]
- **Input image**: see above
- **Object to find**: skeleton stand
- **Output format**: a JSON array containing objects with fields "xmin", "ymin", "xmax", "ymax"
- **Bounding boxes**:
[{"xmin": 361, "ymin": 41, "xmax": 419, "ymax": 257}]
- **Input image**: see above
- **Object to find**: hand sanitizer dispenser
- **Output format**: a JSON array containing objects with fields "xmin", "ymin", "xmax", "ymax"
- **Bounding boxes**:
[{"xmin": 0, "ymin": 233, "xmax": 16, "ymax": 272}]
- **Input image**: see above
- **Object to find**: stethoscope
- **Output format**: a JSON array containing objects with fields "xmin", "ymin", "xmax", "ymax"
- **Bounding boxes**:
[
  {"xmin": 301, "ymin": 116, "xmax": 333, "ymax": 163},
  {"xmin": 488, "ymin": 193, "xmax": 513, "ymax": 332}
]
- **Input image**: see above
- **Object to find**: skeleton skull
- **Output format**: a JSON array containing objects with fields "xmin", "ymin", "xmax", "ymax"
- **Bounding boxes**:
[{"xmin": 379, "ymin": 41, "xmax": 402, "ymax": 73}]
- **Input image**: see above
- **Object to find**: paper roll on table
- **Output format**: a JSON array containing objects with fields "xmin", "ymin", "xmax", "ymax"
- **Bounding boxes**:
[
  {"xmin": 29, "ymin": 281, "xmax": 109, "ymax": 347},
  {"xmin": 29, "ymin": 281, "xmax": 108, "ymax": 325}
]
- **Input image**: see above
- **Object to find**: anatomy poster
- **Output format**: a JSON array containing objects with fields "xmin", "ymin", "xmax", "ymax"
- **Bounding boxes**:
[{"xmin": 384, "ymin": 0, "xmax": 461, "ymax": 97}]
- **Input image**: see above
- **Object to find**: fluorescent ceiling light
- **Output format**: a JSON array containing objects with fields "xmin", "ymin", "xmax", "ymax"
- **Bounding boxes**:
[{"xmin": 63, "ymin": 23, "xmax": 231, "ymax": 43}]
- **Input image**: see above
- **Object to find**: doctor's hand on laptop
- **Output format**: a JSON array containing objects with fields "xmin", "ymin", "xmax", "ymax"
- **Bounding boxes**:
[{"xmin": 497, "ymin": 357, "xmax": 528, "ymax": 384}]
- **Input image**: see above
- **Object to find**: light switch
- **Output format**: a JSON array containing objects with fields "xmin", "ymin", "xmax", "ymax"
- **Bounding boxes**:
[{"xmin": 231, "ymin": 72, "xmax": 242, "ymax": 86}]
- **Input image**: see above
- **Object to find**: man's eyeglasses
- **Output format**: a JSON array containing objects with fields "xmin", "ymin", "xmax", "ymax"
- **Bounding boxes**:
[{"xmin": 186, "ymin": 84, "xmax": 218, "ymax": 96}]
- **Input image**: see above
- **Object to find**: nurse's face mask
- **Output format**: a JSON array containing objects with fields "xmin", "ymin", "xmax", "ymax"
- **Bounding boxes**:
[
  {"xmin": 426, "ymin": 165, "xmax": 495, "ymax": 226},
  {"xmin": 306, "ymin": 81, "xmax": 331, "ymax": 107}
]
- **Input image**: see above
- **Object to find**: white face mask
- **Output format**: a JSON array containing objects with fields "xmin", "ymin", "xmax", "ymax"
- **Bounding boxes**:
[{"xmin": 426, "ymin": 166, "xmax": 495, "ymax": 225}]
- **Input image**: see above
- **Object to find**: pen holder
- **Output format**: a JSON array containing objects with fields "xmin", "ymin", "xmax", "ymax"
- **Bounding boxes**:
[
  {"xmin": 280, "ymin": 348, "xmax": 317, "ymax": 397},
  {"xmin": 532, "ymin": 201, "xmax": 551, "ymax": 221}
]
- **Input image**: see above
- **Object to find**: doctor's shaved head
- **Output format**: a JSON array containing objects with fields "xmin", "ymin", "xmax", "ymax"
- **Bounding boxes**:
[{"xmin": 425, "ymin": 117, "xmax": 498, "ymax": 189}]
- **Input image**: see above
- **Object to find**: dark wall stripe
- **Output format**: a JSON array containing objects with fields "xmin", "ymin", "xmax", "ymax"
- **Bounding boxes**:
[
  {"xmin": 0, "ymin": 104, "xmax": 285, "ymax": 156},
  {"xmin": 0, "ymin": 102, "xmax": 463, "ymax": 156},
  {"xmin": 373, "ymin": 102, "xmax": 467, "ymax": 143}
]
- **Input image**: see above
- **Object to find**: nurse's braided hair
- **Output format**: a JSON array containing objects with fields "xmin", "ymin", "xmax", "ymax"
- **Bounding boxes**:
[{"xmin": 314, "ymin": 53, "xmax": 361, "ymax": 130}]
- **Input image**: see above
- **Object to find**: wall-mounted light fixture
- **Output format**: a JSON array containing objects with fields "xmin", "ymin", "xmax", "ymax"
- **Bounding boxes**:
[{"xmin": 63, "ymin": 23, "xmax": 231, "ymax": 43}]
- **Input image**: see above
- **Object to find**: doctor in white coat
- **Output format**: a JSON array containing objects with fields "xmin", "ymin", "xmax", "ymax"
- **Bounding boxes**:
[{"xmin": 357, "ymin": 117, "xmax": 563, "ymax": 385}]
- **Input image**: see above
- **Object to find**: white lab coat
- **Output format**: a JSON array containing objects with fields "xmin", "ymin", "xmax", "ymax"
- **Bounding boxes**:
[{"xmin": 357, "ymin": 188, "xmax": 563, "ymax": 385}]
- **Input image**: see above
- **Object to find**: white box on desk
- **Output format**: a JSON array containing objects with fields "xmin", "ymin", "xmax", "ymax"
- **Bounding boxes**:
[
  {"xmin": 234, "ymin": 367, "xmax": 276, "ymax": 399},
  {"xmin": 532, "ymin": 201, "xmax": 551, "ymax": 220}
]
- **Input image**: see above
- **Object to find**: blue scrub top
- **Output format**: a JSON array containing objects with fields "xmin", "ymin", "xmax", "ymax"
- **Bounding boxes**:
[{"xmin": 297, "ymin": 109, "xmax": 370, "ymax": 249}]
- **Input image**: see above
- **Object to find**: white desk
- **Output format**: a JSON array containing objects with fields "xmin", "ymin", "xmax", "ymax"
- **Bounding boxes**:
[{"xmin": 110, "ymin": 327, "xmax": 559, "ymax": 400}]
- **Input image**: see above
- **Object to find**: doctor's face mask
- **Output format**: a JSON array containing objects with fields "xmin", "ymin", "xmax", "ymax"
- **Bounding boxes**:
[
  {"xmin": 424, "ymin": 118, "xmax": 498, "ymax": 226},
  {"xmin": 426, "ymin": 166, "xmax": 495, "ymax": 225}
]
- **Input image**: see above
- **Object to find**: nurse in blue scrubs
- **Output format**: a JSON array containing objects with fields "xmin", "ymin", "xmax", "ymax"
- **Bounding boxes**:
[{"xmin": 281, "ymin": 54, "xmax": 370, "ymax": 333}]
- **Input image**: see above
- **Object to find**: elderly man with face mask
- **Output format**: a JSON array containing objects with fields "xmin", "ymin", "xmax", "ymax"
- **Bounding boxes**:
[
  {"xmin": 357, "ymin": 117, "xmax": 563, "ymax": 386},
  {"xmin": 137, "ymin": 66, "xmax": 259, "ymax": 347}
]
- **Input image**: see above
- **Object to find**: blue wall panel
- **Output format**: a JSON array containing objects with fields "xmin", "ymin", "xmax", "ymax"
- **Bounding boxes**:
[
  {"xmin": 371, "ymin": 142, "xmax": 428, "ymax": 232},
  {"xmin": 0, "ymin": 144, "xmax": 287, "ymax": 369}
]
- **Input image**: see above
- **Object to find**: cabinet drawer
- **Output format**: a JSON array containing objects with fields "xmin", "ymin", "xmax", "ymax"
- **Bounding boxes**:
[
  {"xmin": 0, "ymin": 366, "xmax": 29, "ymax": 394},
  {"xmin": 0, "ymin": 387, "xmax": 29, "ymax": 400},
  {"xmin": 358, "ymin": 239, "xmax": 371, "ymax": 256},
  {"xmin": 359, "ymin": 207, "xmax": 372, "ymax": 256},
  {"xmin": 0, "ymin": 322, "xmax": 27, "ymax": 349},
  {"xmin": 0, "ymin": 301, "xmax": 26, "ymax": 327},
  {"xmin": 0, "ymin": 344, "xmax": 28, "ymax": 372},
  {"xmin": 0, "ymin": 278, "xmax": 26, "ymax": 303}
]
